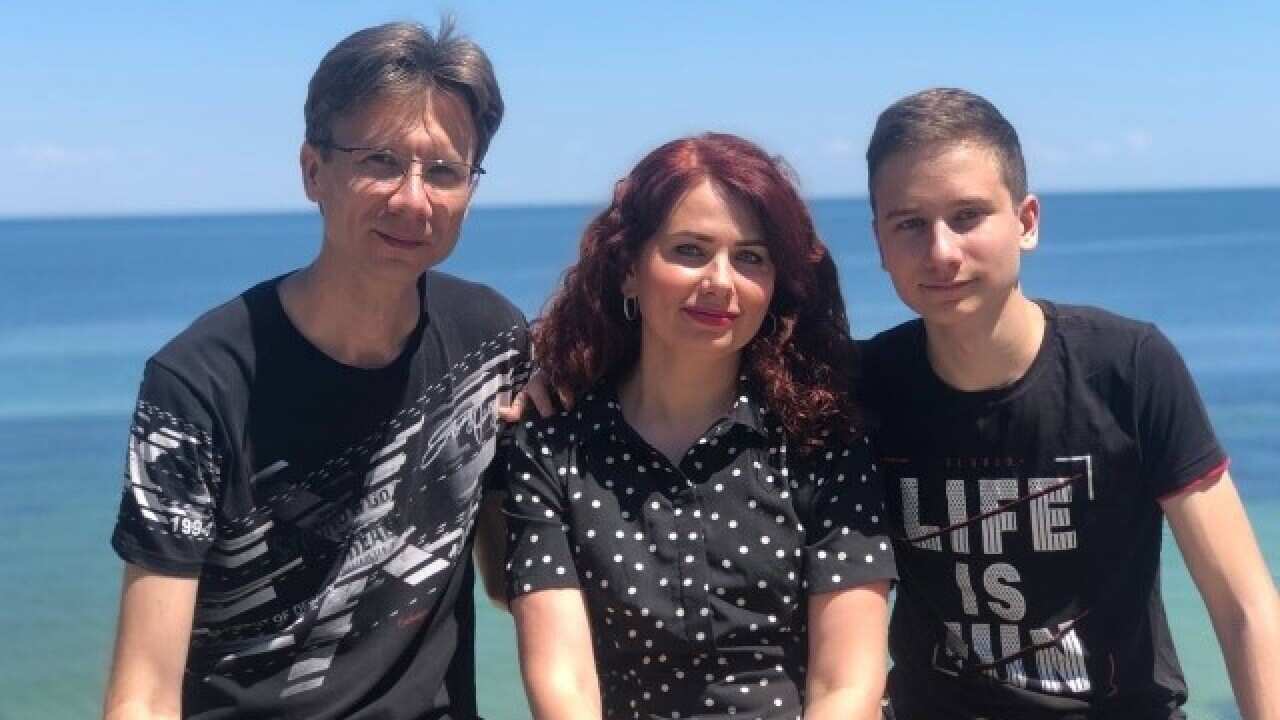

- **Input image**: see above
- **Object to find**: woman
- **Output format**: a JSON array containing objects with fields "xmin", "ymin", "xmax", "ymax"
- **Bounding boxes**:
[{"xmin": 503, "ymin": 133, "xmax": 895, "ymax": 719}]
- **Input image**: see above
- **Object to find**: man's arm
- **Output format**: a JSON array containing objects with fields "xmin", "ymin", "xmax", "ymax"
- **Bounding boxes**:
[
  {"xmin": 473, "ymin": 492, "xmax": 509, "ymax": 611},
  {"xmin": 102, "ymin": 564, "xmax": 198, "ymax": 720},
  {"xmin": 805, "ymin": 582, "xmax": 892, "ymax": 720},
  {"xmin": 1162, "ymin": 470, "xmax": 1280, "ymax": 720},
  {"xmin": 510, "ymin": 588, "xmax": 601, "ymax": 720}
]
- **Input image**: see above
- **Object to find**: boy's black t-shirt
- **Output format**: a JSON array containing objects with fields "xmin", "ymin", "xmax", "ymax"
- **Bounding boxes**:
[
  {"xmin": 860, "ymin": 301, "xmax": 1226, "ymax": 719},
  {"xmin": 111, "ymin": 271, "xmax": 530, "ymax": 719}
]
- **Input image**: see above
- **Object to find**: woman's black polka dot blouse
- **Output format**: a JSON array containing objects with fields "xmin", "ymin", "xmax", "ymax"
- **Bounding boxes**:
[{"xmin": 503, "ymin": 382, "xmax": 897, "ymax": 720}]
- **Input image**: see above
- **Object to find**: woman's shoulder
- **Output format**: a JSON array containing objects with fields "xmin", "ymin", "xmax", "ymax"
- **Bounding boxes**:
[
  {"xmin": 784, "ymin": 427, "xmax": 878, "ymax": 485},
  {"xmin": 511, "ymin": 385, "xmax": 622, "ymax": 457}
]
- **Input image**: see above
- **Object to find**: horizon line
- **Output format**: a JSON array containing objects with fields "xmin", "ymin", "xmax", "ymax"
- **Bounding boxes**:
[{"xmin": 2, "ymin": 183, "xmax": 1278, "ymax": 224}]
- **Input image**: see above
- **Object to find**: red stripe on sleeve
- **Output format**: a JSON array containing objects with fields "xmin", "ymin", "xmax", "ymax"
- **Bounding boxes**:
[{"xmin": 1157, "ymin": 458, "xmax": 1231, "ymax": 503}]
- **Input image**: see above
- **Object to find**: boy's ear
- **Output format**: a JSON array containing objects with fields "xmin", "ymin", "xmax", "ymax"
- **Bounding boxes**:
[
  {"xmin": 871, "ymin": 218, "xmax": 887, "ymax": 270},
  {"xmin": 1018, "ymin": 193, "xmax": 1040, "ymax": 251}
]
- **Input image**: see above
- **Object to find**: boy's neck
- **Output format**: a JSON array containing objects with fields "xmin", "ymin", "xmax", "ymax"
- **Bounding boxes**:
[{"xmin": 922, "ymin": 292, "xmax": 1046, "ymax": 393}]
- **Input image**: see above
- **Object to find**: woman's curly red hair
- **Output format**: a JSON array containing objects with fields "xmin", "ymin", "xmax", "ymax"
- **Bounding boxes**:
[{"xmin": 534, "ymin": 133, "xmax": 859, "ymax": 451}]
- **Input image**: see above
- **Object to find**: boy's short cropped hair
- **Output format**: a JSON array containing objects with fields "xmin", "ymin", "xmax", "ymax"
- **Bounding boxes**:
[{"xmin": 866, "ymin": 87, "xmax": 1027, "ymax": 208}]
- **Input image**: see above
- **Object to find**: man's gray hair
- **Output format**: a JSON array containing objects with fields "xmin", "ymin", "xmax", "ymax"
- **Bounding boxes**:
[{"xmin": 305, "ymin": 18, "xmax": 503, "ymax": 164}]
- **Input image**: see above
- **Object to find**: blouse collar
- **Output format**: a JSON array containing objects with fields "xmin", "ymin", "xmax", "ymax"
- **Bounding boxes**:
[{"xmin": 575, "ymin": 374, "xmax": 771, "ymax": 442}]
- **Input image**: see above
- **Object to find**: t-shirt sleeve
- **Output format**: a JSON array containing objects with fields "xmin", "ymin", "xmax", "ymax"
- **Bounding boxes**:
[
  {"xmin": 802, "ymin": 433, "xmax": 898, "ymax": 594},
  {"xmin": 111, "ymin": 361, "xmax": 222, "ymax": 576},
  {"xmin": 503, "ymin": 422, "xmax": 580, "ymax": 599},
  {"xmin": 1132, "ymin": 325, "xmax": 1228, "ymax": 499},
  {"xmin": 483, "ymin": 305, "xmax": 534, "ymax": 496},
  {"xmin": 482, "ymin": 427, "xmax": 516, "ymax": 495},
  {"xmin": 507, "ymin": 301, "xmax": 533, "ymax": 393}
]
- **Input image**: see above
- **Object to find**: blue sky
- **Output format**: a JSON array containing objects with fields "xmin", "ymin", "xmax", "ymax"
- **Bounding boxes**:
[{"xmin": 3, "ymin": 1, "xmax": 1278, "ymax": 218}]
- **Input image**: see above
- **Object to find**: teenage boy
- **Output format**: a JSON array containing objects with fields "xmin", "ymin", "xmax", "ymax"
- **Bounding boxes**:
[
  {"xmin": 860, "ymin": 87, "xmax": 1279, "ymax": 719},
  {"xmin": 104, "ymin": 20, "xmax": 527, "ymax": 719}
]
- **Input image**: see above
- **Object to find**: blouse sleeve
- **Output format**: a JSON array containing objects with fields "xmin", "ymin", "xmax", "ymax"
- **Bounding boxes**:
[
  {"xmin": 800, "ymin": 433, "xmax": 898, "ymax": 594},
  {"xmin": 503, "ymin": 419, "xmax": 582, "ymax": 599}
]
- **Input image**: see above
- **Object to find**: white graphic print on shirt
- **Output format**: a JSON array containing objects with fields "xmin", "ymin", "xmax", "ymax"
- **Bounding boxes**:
[
  {"xmin": 120, "ymin": 339, "xmax": 522, "ymax": 700},
  {"xmin": 892, "ymin": 454, "xmax": 1095, "ymax": 694}
]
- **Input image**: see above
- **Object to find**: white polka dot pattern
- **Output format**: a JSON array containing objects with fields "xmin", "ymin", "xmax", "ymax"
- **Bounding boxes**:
[{"xmin": 503, "ymin": 385, "xmax": 896, "ymax": 718}]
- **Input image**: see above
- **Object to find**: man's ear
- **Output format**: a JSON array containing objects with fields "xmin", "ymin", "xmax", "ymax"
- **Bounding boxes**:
[
  {"xmin": 461, "ymin": 182, "xmax": 476, "ymax": 222},
  {"xmin": 300, "ymin": 142, "xmax": 323, "ymax": 203},
  {"xmin": 1018, "ymin": 193, "xmax": 1041, "ymax": 252}
]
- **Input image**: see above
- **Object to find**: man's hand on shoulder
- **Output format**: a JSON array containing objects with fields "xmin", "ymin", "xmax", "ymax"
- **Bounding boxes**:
[{"xmin": 498, "ymin": 370, "xmax": 573, "ymax": 422}]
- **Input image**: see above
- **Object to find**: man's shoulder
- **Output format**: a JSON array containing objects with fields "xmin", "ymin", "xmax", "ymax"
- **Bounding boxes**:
[
  {"xmin": 510, "ymin": 389, "xmax": 613, "ymax": 457},
  {"xmin": 421, "ymin": 271, "xmax": 529, "ymax": 370},
  {"xmin": 424, "ymin": 270, "xmax": 522, "ymax": 323},
  {"xmin": 148, "ymin": 278, "xmax": 279, "ymax": 385}
]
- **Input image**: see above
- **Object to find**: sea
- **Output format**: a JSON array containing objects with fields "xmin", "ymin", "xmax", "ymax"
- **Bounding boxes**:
[{"xmin": 1, "ymin": 188, "xmax": 1276, "ymax": 720}]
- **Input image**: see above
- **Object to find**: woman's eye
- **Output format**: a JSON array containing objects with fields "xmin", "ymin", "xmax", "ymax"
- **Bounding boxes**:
[
  {"xmin": 674, "ymin": 244, "xmax": 703, "ymax": 257},
  {"xmin": 736, "ymin": 250, "xmax": 766, "ymax": 265},
  {"xmin": 895, "ymin": 218, "xmax": 924, "ymax": 232}
]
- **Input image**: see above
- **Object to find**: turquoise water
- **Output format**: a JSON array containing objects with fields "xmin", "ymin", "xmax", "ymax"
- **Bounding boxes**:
[{"xmin": 1, "ymin": 189, "xmax": 1276, "ymax": 719}]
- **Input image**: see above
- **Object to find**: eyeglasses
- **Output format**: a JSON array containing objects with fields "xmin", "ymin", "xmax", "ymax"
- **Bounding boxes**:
[{"xmin": 321, "ymin": 143, "xmax": 484, "ymax": 195}]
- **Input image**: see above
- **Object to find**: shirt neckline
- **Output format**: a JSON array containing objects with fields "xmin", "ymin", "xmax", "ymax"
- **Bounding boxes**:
[
  {"xmin": 577, "ymin": 375, "xmax": 771, "ymax": 445},
  {"xmin": 914, "ymin": 298, "xmax": 1058, "ymax": 409},
  {"xmin": 261, "ymin": 271, "xmax": 430, "ymax": 378}
]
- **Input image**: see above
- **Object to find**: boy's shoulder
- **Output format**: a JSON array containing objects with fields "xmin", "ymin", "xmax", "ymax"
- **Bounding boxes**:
[
  {"xmin": 857, "ymin": 302, "xmax": 1158, "ymax": 354},
  {"xmin": 1042, "ymin": 300, "xmax": 1154, "ymax": 341},
  {"xmin": 859, "ymin": 318, "xmax": 924, "ymax": 366},
  {"xmin": 854, "ymin": 302, "xmax": 1169, "ymax": 402},
  {"xmin": 1040, "ymin": 300, "xmax": 1168, "ymax": 372}
]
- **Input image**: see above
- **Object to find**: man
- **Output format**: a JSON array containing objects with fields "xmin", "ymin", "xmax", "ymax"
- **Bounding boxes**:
[
  {"xmin": 104, "ymin": 20, "xmax": 528, "ymax": 719},
  {"xmin": 859, "ymin": 88, "xmax": 1280, "ymax": 719}
]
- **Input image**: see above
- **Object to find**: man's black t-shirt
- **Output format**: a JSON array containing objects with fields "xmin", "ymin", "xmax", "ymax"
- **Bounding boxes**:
[
  {"xmin": 112, "ymin": 271, "xmax": 530, "ymax": 719},
  {"xmin": 860, "ymin": 301, "xmax": 1227, "ymax": 719}
]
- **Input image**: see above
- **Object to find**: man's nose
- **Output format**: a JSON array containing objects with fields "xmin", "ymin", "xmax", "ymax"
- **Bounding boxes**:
[{"xmin": 387, "ymin": 167, "xmax": 435, "ymax": 220}]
